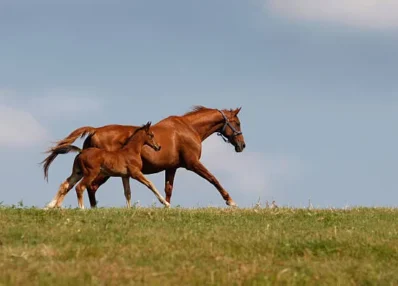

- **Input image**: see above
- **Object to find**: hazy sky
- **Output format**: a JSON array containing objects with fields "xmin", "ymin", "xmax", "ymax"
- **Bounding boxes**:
[{"xmin": 1, "ymin": 0, "xmax": 397, "ymax": 208}]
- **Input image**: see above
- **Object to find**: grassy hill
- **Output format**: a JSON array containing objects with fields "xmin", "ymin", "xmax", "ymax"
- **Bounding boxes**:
[{"xmin": 0, "ymin": 206, "xmax": 397, "ymax": 285}]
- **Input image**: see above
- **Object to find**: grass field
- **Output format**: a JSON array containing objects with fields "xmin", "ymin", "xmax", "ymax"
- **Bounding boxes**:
[{"xmin": 0, "ymin": 205, "xmax": 397, "ymax": 285}]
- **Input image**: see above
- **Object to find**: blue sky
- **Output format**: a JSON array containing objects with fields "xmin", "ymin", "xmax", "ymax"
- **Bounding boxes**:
[{"xmin": 0, "ymin": 0, "xmax": 397, "ymax": 208}]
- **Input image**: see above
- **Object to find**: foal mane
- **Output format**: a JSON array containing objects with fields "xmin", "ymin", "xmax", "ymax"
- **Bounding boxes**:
[{"xmin": 122, "ymin": 122, "xmax": 151, "ymax": 148}]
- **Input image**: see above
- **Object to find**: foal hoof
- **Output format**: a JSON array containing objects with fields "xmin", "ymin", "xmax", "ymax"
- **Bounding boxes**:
[
  {"xmin": 226, "ymin": 200, "xmax": 238, "ymax": 207},
  {"xmin": 164, "ymin": 202, "xmax": 171, "ymax": 208},
  {"xmin": 45, "ymin": 200, "xmax": 57, "ymax": 209}
]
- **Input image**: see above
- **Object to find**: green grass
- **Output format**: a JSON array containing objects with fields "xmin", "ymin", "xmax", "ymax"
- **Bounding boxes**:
[{"xmin": 0, "ymin": 206, "xmax": 397, "ymax": 285}]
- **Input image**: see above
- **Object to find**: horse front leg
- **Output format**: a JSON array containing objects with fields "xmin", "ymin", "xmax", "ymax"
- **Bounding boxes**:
[{"xmin": 187, "ymin": 160, "xmax": 237, "ymax": 207}]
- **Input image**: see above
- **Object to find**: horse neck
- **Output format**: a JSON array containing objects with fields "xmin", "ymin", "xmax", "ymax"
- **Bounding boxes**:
[
  {"xmin": 185, "ymin": 110, "xmax": 224, "ymax": 141},
  {"xmin": 121, "ymin": 131, "xmax": 146, "ymax": 155}
]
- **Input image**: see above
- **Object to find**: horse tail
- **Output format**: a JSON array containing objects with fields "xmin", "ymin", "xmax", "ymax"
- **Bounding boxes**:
[
  {"xmin": 54, "ymin": 126, "xmax": 96, "ymax": 147},
  {"xmin": 40, "ymin": 126, "xmax": 95, "ymax": 181}
]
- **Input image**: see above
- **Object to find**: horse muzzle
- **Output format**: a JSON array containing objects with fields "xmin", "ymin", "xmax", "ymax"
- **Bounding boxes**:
[{"xmin": 235, "ymin": 142, "xmax": 246, "ymax": 153}]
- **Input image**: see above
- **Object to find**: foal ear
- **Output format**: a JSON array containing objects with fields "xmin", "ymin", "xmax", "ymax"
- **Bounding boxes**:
[
  {"xmin": 234, "ymin": 107, "xmax": 242, "ymax": 116},
  {"xmin": 144, "ymin": 121, "xmax": 152, "ymax": 131}
]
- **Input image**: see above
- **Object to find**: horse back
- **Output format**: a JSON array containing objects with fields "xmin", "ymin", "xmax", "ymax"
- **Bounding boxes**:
[{"xmin": 82, "ymin": 125, "xmax": 137, "ymax": 152}]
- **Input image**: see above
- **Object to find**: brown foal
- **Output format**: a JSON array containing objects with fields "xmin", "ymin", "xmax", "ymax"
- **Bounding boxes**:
[
  {"xmin": 46, "ymin": 122, "xmax": 170, "ymax": 209},
  {"xmin": 42, "ymin": 106, "xmax": 246, "ymax": 208}
]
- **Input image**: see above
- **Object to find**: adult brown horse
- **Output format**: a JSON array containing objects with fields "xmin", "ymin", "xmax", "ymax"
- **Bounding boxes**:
[{"xmin": 42, "ymin": 106, "xmax": 246, "ymax": 208}]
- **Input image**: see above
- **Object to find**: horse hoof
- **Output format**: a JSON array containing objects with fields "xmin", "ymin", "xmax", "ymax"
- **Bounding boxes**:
[
  {"xmin": 226, "ymin": 200, "xmax": 238, "ymax": 207},
  {"xmin": 46, "ymin": 200, "xmax": 57, "ymax": 209},
  {"xmin": 164, "ymin": 202, "xmax": 170, "ymax": 208}
]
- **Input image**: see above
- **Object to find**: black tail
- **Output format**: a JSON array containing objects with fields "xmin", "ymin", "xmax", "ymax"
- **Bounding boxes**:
[{"xmin": 40, "ymin": 145, "xmax": 82, "ymax": 181}]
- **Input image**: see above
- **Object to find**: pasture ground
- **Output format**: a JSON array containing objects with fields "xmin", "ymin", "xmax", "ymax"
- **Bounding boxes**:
[{"xmin": 0, "ymin": 206, "xmax": 397, "ymax": 285}]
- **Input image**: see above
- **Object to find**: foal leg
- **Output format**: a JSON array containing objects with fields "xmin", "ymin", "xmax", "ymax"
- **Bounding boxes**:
[
  {"xmin": 46, "ymin": 173, "xmax": 82, "ymax": 209},
  {"xmin": 187, "ymin": 160, "xmax": 237, "ymax": 207},
  {"xmin": 75, "ymin": 175, "xmax": 97, "ymax": 209},
  {"xmin": 164, "ymin": 168, "xmax": 177, "ymax": 204},
  {"xmin": 122, "ymin": 177, "xmax": 132, "ymax": 208},
  {"xmin": 75, "ymin": 181, "xmax": 88, "ymax": 209},
  {"xmin": 130, "ymin": 170, "xmax": 170, "ymax": 208},
  {"xmin": 87, "ymin": 175, "xmax": 110, "ymax": 208}
]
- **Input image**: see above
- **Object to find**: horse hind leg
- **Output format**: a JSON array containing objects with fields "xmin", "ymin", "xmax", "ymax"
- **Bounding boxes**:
[
  {"xmin": 122, "ymin": 177, "xmax": 132, "ymax": 208},
  {"xmin": 46, "ymin": 172, "xmax": 82, "ymax": 209},
  {"xmin": 164, "ymin": 168, "xmax": 177, "ymax": 204},
  {"xmin": 87, "ymin": 175, "xmax": 110, "ymax": 208}
]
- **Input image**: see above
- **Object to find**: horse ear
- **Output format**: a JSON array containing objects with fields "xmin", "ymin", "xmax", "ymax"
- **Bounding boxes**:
[{"xmin": 234, "ymin": 107, "xmax": 242, "ymax": 116}]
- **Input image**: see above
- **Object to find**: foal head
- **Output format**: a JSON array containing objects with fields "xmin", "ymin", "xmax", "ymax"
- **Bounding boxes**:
[
  {"xmin": 140, "ymin": 121, "xmax": 161, "ymax": 151},
  {"xmin": 123, "ymin": 122, "xmax": 161, "ymax": 152}
]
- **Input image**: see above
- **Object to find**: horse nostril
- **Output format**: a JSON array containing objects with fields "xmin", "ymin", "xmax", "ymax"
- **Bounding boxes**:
[{"xmin": 243, "ymin": 143, "xmax": 246, "ymax": 149}]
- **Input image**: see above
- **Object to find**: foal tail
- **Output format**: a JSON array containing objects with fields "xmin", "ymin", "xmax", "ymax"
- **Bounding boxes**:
[
  {"xmin": 41, "ymin": 145, "xmax": 83, "ymax": 181},
  {"xmin": 40, "ymin": 126, "xmax": 95, "ymax": 181}
]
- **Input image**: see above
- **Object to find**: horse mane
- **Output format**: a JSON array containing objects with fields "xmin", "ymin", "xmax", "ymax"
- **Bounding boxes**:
[
  {"xmin": 183, "ymin": 105, "xmax": 213, "ymax": 116},
  {"xmin": 122, "ymin": 122, "xmax": 150, "ymax": 148},
  {"xmin": 183, "ymin": 105, "xmax": 238, "ymax": 117}
]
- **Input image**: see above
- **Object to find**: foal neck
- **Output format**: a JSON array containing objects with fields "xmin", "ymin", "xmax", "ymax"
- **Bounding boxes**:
[{"xmin": 121, "ymin": 130, "xmax": 147, "ymax": 154}]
